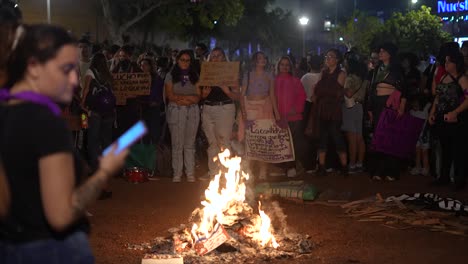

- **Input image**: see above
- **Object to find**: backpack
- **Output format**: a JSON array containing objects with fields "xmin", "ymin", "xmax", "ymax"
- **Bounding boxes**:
[{"xmin": 85, "ymin": 69, "xmax": 116, "ymax": 115}]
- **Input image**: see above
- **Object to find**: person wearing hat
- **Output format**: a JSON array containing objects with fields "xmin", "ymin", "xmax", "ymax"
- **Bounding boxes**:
[{"xmin": 367, "ymin": 42, "xmax": 408, "ymax": 181}]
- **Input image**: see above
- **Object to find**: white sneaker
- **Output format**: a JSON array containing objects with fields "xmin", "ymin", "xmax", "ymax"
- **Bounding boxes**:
[
  {"xmin": 385, "ymin": 176, "xmax": 396, "ymax": 182},
  {"xmin": 172, "ymin": 176, "xmax": 181, "ymax": 183},
  {"xmin": 372, "ymin": 175, "xmax": 382, "ymax": 181},
  {"xmin": 187, "ymin": 175, "xmax": 195, "ymax": 182},
  {"xmin": 421, "ymin": 168, "xmax": 429, "ymax": 176},
  {"xmin": 410, "ymin": 167, "xmax": 421, "ymax": 175},
  {"xmin": 287, "ymin": 168, "xmax": 297, "ymax": 178}
]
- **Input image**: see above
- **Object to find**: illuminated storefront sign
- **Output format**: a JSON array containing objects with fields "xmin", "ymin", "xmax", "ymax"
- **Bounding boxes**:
[{"xmin": 438, "ymin": 0, "xmax": 468, "ymax": 13}]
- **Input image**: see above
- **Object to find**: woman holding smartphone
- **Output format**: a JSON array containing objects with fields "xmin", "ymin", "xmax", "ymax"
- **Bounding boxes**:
[{"xmin": 0, "ymin": 24, "xmax": 127, "ymax": 263}]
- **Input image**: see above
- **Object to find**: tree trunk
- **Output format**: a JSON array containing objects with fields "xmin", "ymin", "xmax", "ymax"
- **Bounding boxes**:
[{"xmin": 99, "ymin": 0, "xmax": 167, "ymax": 45}]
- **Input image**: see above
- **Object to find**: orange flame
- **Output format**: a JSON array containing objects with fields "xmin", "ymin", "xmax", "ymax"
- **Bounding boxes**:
[
  {"xmin": 256, "ymin": 202, "xmax": 279, "ymax": 248},
  {"xmin": 191, "ymin": 149, "xmax": 279, "ymax": 248}
]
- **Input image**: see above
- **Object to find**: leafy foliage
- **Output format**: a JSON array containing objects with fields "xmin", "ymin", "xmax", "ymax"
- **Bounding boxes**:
[
  {"xmin": 335, "ymin": 11, "xmax": 383, "ymax": 55},
  {"xmin": 214, "ymin": 0, "xmax": 298, "ymax": 60},
  {"xmin": 337, "ymin": 6, "xmax": 452, "ymax": 56},
  {"xmin": 372, "ymin": 6, "xmax": 452, "ymax": 55},
  {"xmin": 100, "ymin": 0, "xmax": 244, "ymax": 44}
]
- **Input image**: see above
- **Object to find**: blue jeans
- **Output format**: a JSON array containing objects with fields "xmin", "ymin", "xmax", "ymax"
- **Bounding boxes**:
[
  {"xmin": 0, "ymin": 231, "xmax": 94, "ymax": 264},
  {"xmin": 166, "ymin": 103, "xmax": 200, "ymax": 177}
]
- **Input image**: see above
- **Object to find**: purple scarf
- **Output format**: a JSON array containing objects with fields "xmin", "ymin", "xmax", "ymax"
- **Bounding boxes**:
[
  {"xmin": 0, "ymin": 88, "xmax": 61, "ymax": 116},
  {"xmin": 180, "ymin": 69, "xmax": 190, "ymax": 87}
]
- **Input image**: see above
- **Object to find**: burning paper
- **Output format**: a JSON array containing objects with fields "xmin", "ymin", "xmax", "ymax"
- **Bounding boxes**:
[
  {"xmin": 191, "ymin": 149, "xmax": 279, "ymax": 254},
  {"xmin": 194, "ymin": 223, "xmax": 230, "ymax": 256}
]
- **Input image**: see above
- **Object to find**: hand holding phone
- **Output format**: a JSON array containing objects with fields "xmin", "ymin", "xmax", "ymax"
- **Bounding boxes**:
[{"xmin": 103, "ymin": 121, "xmax": 148, "ymax": 155}]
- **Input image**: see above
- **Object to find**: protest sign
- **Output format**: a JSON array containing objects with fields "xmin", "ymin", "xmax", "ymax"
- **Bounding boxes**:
[
  {"xmin": 112, "ymin": 73, "xmax": 151, "ymax": 105},
  {"xmin": 371, "ymin": 108, "xmax": 424, "ymax": 159},
  {"xmin": 198, "ymin": 61, "xmax": 240, "ymax": 87},
  {"xmin": 244, "ymin": 119, "xmax": 295, "ymax": 163}
]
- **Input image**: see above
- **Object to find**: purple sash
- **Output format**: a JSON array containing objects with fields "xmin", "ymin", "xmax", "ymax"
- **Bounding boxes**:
[
  {"xmin": 0, "ymin": 88, "xmax": 61, "ymax": 116},
  {"xmin": 371, "ymin": 108, "xmax": 424, "ymax": 159}
]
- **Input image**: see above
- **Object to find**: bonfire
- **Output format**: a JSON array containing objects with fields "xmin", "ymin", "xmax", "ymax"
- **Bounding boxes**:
[{"xmin": 139, "ymin": 150, "xmax": 313, "ymax": 263}]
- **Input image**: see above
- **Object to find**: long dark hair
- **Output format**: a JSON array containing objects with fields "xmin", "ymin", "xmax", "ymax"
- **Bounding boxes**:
[
  {"xmin": 326, "ymin": 48, "xmax": 343, "ymax": 65},
  {"xmin": 345, "ymin": 52, "xmax": 366, "ymax": 80},
  {"xmin": 0, "ymin": 1, "xmax": 22, "ymax": 86},
  {"xmin": 208, "ymin": 47, "xmax": 227, "ymax": 62},
  {"xmin": 250, "ymin": 51, "xmax": 269, "ymax": 71},
  {"xmin": 90, "ymin": 53, "xmax": 113, "ymax": 85},
  {"xmin": 446, "ymin": 50, "xmax": 465, "ymax": 74},
  {"xmin": 7, "ymin": 24, "xmax": 76, "ymax": 88},
  {"xmin": 170, "ymin": 49, "xmax": 198, "ymax": 84},
  {"xmin": 437, "ymin": 42, "xmax": 460, "ymax": 65}
]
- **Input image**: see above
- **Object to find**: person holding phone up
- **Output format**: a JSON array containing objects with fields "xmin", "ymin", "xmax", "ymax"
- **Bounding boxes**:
[
  {"xmin": 0, "ymin": 24, "xmax": 128, "ymax": 263},
  {"xmin": 429, "ymin": 50, "xmax": 468, "ymax": 191}
]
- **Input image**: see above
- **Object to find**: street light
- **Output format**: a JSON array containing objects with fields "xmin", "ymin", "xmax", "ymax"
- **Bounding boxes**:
[
  {"xmin": 47, "ymin": 0, "xmax": 51, "ymax": 24},
  {"xmin": 299, "ymin": 16, "xmax": 309, "ymax": 57},
  {"xmin": 408, "ymin": 0, "xmax": 418, "ymax": 11}
]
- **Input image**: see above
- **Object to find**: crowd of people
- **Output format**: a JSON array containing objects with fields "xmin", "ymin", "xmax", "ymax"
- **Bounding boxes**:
[
  {"xmin": 64, "ymin": 36, "xmax": 468, "ymax": 193},
  {"xmin": 2, "ymin": 1, "xmax": 468, "ymax": 262}
]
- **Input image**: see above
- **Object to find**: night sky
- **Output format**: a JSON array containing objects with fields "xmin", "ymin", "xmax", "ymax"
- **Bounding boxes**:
[
  {"xmin": 269, "ymin": 0, "xmax": 455, "ymax": 36},
  {"xmin": 273, "ymin": 0, "xmax": 441, "ymax": 28}
]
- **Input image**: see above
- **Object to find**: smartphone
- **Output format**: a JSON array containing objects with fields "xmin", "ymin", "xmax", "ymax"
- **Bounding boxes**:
[{"xmin": 102, "ymin": 120, "xmax": 148, "ymax": 155}]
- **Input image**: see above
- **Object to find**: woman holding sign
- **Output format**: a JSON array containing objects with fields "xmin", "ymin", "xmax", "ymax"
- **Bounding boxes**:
[
  {"xmin": 200, "ymin": 47, "xmax": 240, "ymax": 179},
  {"xmin": 165, "ymin": 50, "xmax": 201, "ymax": 183},
  {"xmin": 240, "ymin": 51, "xmax": 281, "ymax": 180}
]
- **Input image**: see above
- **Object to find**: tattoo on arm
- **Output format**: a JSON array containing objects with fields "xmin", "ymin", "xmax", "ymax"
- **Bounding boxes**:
[{"xmin": 71, "ymin": 172, "xmax": 107, "ymax": 216}]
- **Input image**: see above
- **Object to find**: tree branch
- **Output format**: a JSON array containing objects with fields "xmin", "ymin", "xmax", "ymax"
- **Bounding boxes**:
[
  {"xmin": 120, "ymin": 0, "xmax": 170, "ymax": 34},
  {"xmin": 100, "ymin": 0, "xmax": 119, "ymax": 42}
]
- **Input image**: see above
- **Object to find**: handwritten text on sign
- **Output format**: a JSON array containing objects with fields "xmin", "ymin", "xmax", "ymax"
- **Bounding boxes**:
[
  {"xmin": 198, "ymin": 61, "xmax": 240, "ymax": 87},
  {"xmin": 245, "ymin": 119, "xmax": 295, "ymax": 163},
  {"xmin": 112, "ymin": 73, "xmax": 151, "ymax": 105}
]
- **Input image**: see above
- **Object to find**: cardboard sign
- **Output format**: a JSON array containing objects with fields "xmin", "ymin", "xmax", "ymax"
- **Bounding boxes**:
[
  {"xmin": 194, "ymin": 224, "xmax": 230, "ymax": 256},
  {"xmin": 371, "ymin": 108, "xmax": 424, "ymax": 159},
  {"xmin": 198, "ymin": 61, "xmax": 240, "ymax": 87},
  {"xmin": 112, "ymin": 73, "xmax": 151, "ymax": 105},
  {"xmin": 244, "ymin": 119, "xmax": 295, "ymax": 163}
]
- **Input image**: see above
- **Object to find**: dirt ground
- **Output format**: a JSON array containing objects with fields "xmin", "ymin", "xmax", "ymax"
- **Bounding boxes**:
[{"xmin": 88, "ymin": 166, "xmax": 468, "ymax": 264}]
